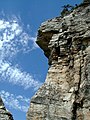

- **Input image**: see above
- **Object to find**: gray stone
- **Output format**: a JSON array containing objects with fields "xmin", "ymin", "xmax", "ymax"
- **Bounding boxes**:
[
  {"xmin": 0, "ymin": 97, "xmax": 13, "ymax": 120},
  {"xmin": 27, "ymin": 3, "xmax": 90, "ymax": 120}
]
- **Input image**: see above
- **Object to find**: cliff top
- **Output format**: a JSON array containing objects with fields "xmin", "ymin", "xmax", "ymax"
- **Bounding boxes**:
[{"xmin": 36, "ymin": 2, "xmax": 90, "ymax": 58}]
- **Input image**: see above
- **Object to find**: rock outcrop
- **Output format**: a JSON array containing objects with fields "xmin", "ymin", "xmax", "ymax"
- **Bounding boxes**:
[
  {"xmin": 0, "ymin": 97, "xmax": 13, "ymax": 120},
  {"xmin": 27, "ymin": 2, "xmax": 90, "ymax": 120},
  {"xmin": 83, "ymin": 0, "xmax": 90, "ymax": 4}
]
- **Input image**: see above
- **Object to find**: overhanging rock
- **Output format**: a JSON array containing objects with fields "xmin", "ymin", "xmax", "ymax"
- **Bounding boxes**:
[{"xmin": 27, "ymin": 2, "xmax": 90, "ymax": 120}]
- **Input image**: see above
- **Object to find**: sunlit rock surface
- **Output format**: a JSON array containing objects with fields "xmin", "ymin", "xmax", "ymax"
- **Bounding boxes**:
[
  {"xmin": 27, "ymin": 2, "xmax": 90, "ymax": 120},
  {"xmin": 0, "ymin": 97, "xmax": 13, "ymax": 120}
]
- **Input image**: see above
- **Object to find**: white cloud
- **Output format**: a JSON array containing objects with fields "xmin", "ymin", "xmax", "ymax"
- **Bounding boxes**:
[
  {"xmin": 0, "ymin": 90, "xmax": 30, "ymax": 112},
  {"xmin": 0, "ymin": 16, "xmax": 38, "ymax": 60},
  {"xmin": 0, "ymin": 60, "xmax": 42, "ymax": 90},
  {"xmin": 0, "ymin": 15, "xmax": 42, "ymax": 90},
  {"xmin": 30, "ymin": 36, "xmax": 39, "ymax": 49}
]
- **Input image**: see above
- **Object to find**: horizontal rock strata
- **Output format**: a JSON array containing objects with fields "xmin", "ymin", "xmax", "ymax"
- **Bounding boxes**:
[{"xmin": 27, "ymin": 2, "xmax": 90, "ymax": 120}]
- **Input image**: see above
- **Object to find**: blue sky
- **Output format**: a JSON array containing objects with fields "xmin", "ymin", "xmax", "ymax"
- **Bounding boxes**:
[{"xmin": 0, "ymin": 0, "xmax": 82, "ymax": 120}]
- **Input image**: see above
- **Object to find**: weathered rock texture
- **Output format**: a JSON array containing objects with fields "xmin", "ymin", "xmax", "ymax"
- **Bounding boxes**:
[
  {"xmin": 27, "ymin": 2, "xmax": 90, "ymax": 120},
  {"xmin": 83, "ymin": 0, "xmax": 90, "ymax": 4},
  {"xmin": 0, "ymin": 97, "xmax": 13, "ymax": 120}
]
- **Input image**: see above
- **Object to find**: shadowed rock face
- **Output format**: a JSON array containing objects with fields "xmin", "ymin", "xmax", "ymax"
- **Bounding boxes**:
[
  {"xmin": 0, "ymin": 97, "xmax": 13, "ymax": 120},
  {"xmin": 83, "ymin": 0, "xmax": 90, "ymax": 3},
  {"xmin": 0, "ymin": 97, "xmax": 4, "ymax": 107},
  {"xmin": 27, "ymin": 3, "xmax": 90, "ymax": 120}
]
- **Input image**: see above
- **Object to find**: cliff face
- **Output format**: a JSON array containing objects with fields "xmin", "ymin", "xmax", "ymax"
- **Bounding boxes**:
[
  {"xmin": 0, "ymin": 97, "xmax": 13, "ymax": 120},
  {"xmin": 27, "ymin": 3, "xmax": 90, "ymax": 120}
]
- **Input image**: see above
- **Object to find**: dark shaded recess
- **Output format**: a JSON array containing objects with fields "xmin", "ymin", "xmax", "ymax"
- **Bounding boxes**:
[
  {"xmin": 56, "ymin": 46, "xmax": 60, "ymax": 56},
  {"xmin": 37, "ymin": 30, "xmax": 59, "ymax": 58},
  {"xmin": 72, "ymin": 60, "xmax": 84, "ymax": 120},
  {"xmin": 72, "ymin": 101, "xmax": 77, "ymax": 120},
  {"xmin": 60, "ymin": 117, "xmax": 69, "ymax": 120},
  {"xmin": 83, "ymin": 0, "xmax": 90, "ymax": 4},
  {"xmin": 0, "ymin": 97, "xmax": 4, "ymax": 107},
  {"xmin": 67, "ymin": 38, "xmax": 72, "ymax": 49}
]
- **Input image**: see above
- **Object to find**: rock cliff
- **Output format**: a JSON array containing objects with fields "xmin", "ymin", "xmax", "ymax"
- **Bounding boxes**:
[
  {"xmin": 0, "ymin": 97, "xmax": 13, "ymax": 120},
  {"xmin": 27, "ymin": 2, "xmax": 90, "ymax": 120}
]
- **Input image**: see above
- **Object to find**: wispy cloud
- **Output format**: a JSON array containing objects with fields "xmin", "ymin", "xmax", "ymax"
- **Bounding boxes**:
[
  {"xmin": 30, "ymin": 36, "xmax": 39, "ymax": 49},
  {"xmin": 0, "ymin": 90, "xmax": 30, "ymax": 112},
  {"xmin": 0, "ymin": 16, "xmax": 38, "ymax": 60},
  {"xmin": 0, "ymin": 14, "xmax": 42, "ymax": 90},
  {"xmin": 0, "ymin": 60, "xmax": 42, "ymax": 90}
]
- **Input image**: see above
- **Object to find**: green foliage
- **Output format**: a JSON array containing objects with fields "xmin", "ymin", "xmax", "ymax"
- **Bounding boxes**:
[{"xmin": 61, "ymin": 4, "xmax": 79, "ymax": 17}]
